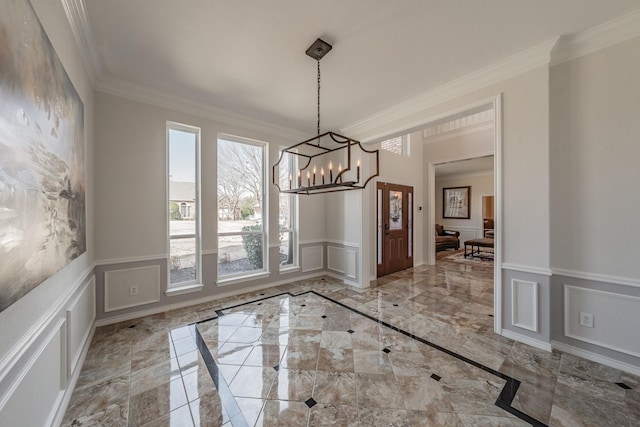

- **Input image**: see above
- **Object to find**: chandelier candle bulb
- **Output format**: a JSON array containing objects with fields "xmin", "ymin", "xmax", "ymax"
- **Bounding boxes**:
[
  {"xmin": 321, "ymin": 167, "xmax": 325, "ymax": 184},
  {"xmin": 329, "ymin": 161, "xmax": 333, "ymax": 182},
  {"xmin": 298, "ymin": 170, "xmax": 301, "ymax": 187},
  {"xmin": 289, "ymin": 174, "xmax": 292, "ymax": 189},
  {"xmin": 307, "ymin": 171, "xmax": 310, "ymax": 187},
  {"xmin": 338, "ymin": 163, "xmax": 343, "ymax": 183},
  {"xmin": 357, "ymin": 159, "xmax": 361, "ymax": 182},
  {"xmin": 313, "ymin": 166, "xmax": 317, "ymax": 186}
]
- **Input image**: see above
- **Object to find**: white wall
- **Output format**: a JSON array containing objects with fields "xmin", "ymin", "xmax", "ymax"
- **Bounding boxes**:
[
  {"xmin": 549, "ymin": 35, "xmax": 640, "ymax": 370},
  {"xmin": 550, "ymin": 35, "xmax": 640, "ymax": 280},
  {"xmin": 366, "ymin": 132, "xmax": 425, "ymax": 282},
  {"xmin": 435, "ymin": 172, "xmax": 494, "ymax": 240},
  {"xmin": 0, "ymin": 0, "xmax": 96, "ymax": 424},
  {"xmin": 94, "ymin": 91, "xmax": 316, "ymax": 260}
]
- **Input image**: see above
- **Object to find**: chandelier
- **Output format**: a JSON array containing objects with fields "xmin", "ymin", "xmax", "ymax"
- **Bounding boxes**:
[{"xmin": 272, "ymin": 38, "xmax": 379, "ymax": 195}]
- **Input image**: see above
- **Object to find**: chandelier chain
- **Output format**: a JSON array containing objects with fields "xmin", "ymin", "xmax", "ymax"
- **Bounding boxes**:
[{"xmin": 317, "ymin": 59, "xmax": 321, "ymax": 136}]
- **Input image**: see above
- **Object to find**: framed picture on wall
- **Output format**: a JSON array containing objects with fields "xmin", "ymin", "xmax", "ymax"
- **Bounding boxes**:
[{"xmin": 443, "ymin": 186, "xmax": 471, "ymax": 219}]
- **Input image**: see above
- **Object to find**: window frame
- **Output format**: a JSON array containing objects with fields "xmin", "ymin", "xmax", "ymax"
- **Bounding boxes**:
[
  {"xmin": 216, "ymin": 134, "xmax": 268, "ymax": 283},
  {"xmin": 166, "ymin": 121, "xmax": 202, "ymax": 292},
  {"xmin": 277, "ymin": 150, "xmax": 299, "ymax": 271}
]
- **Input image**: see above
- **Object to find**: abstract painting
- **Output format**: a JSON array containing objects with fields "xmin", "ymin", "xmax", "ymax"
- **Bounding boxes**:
[
  {"xmin": 443, "ymin": 186, "xmax": 470, "ymax": 219},
  {"xmin": 0, "ymin": 0, "xmax": 86, "ymax": 312}
]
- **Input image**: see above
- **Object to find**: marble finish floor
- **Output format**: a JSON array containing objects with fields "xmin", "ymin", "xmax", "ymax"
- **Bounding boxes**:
[{"xmin": 63, "ymin": 257, "xmax": 639, "ymax": 426}]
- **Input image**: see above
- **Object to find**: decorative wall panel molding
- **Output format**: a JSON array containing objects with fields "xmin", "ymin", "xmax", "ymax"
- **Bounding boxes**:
[
  {"xmin": 327, "ymin": 246, "xmax": 345, "ymax": 274},
  {"xmin": 66, "ymin": 277, "xmax": 95, "ymax": 376},
  {"xmin": 0, "ymin": 319, "xmax": 66, "ymax": 426},
  {"xmin": 553, "ymin": 268, "xmax": 640, "ymax": 288},
  {"xmin": 104, "ymin": 265, "xmax": 161, "ymax": 312},
  {"xmin": 301, "ymin": 246, "xmax": 323, "ymax": 272},
  {"xmin": 564, "ymin": 285, "xmax": 640, "ymax": 357},
  {"xmin": 346, "ymin": 250, "xmax": 358, "ymax": 280},
  {"xmin": 511, "ymin": 279, "xmax": 538, "ymax": 332}
]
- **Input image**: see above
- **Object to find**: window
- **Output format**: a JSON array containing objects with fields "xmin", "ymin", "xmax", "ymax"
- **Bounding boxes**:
[
  {"xmin": 381, "ymin": 134, "xmax": 409, "ymax": 156},
  {"xmin": 277, "ymin": 151, "xmax": 297, "ymax": 269},
  {"xmin": 217, "ymin": 135, "xmax": 267, "ymax": 279},
  {"xmin": 167, "ymin": 123, "xmax": 201, "ymax": 289}
]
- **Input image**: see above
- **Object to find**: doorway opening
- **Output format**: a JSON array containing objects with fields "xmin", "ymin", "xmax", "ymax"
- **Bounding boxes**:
[
  {"xmin": 433, "ymin": 155, "xmax": 495, "ymax": 265},
  {"xmin": 376, "ymin": 182, "xmax": 414, "ymax": 277},
  {"xmin": 422, "ymin": 96, "xmax": 502, "ymax": 332}
]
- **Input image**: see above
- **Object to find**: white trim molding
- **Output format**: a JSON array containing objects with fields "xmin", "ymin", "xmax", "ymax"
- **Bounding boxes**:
[
  {"xmin": 423, "ymin": 123, "xmax": 494, "ymax": 145},
  {"xmin": 551, "ymin": 8, "xmax": 640, "ymax": 66},
  {"xmin": 60, "ymin": 0, "xmax": 101, "ymax": 82},
  {"xmin": 96, "ymin": 76, "xmax": 308, "ymax": 141},
  {"xmin": 0, "ymin": 265, "xmax": 94, "ymax": 386},
  {"xmin": 104, "ymin": 265, "xmax": 161, "ymax": 312},
  {"xmin": 511, "ymin": 279, "xmax": 538, "ymax": 332},
  {"xmin": 564, "ymin": 285, "xmax": 640, "ymax": 358},
  {"xmin": 552, "ymin": 340, "xmax": 640, "ymax": 377},
  {"xmin": 327, "ymin": 246, "xmax": 345, "ymax": 274},
  {"xmin": 95, "ymin": 272, "xmax": 328, "ymax": 327},
  {"xmin": 502, "ymin": 263, "xmax": 552, "ymax": 276},
  {"xmin": 95, "ymin": 254, "xmax": 167, "ymax": 266},
  {"xmin": 553, "ymin": 268, "xmax": 640, "ymax": 288},
  {"xmin": 502, "ymin": 329, "xmax": 551, "ymax": 352},
  {"xmin": 341, "ymin": 38, "xmax": 557, "ymax": 140},
  {"xmin": 301, "ymin": 245, "xmax": 324, "ymax": 273},
  {"xmin": 325, "ymin": 239, "xmax": 360, "ymax": 248}
]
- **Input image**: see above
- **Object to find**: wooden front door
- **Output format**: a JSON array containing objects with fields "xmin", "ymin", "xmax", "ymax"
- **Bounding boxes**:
[{"xmin": 376, "ymin": 182, "xmax": 414, "ymax": 277}]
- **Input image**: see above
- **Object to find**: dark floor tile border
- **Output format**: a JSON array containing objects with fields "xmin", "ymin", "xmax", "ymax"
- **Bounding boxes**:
[
  {"xmin": 193, "ymin": 326, "xmax": 250, "ymax": 427},
  {"xmin": 191, "ymin": 290, "xmax": 547, "ymax": 427}
]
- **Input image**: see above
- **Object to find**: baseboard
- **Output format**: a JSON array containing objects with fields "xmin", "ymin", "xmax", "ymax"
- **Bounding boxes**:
[
  {"xmin": 95, "ymin": 271, "xmax": 327, "ymax": 326},
  {"xmin": 51, "ymin": 324, "xmax": 96, "ymax": 427},
  {"xmin": 551, "ymin": 340, "xmax": 640, "ymax": 377},
  {"xmin": 502, "ymin": 329, "xmax": 552, "ymax": 352}
]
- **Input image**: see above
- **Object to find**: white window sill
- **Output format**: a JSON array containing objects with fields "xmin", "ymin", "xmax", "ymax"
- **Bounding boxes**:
[
  {"xmin": 165, "ymin": 283, "xmax": 204, "ymax": 297},
  {"xmin": 279, "ymin": 266, "xmax": 300, "ymax": 274},
  {"xmin": 217, "ymin": 271, "xmax": 270, "ymax": 287}
]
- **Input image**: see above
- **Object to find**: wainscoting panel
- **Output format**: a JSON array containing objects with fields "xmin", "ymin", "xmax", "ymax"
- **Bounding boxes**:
[
  {"xmin": 346, "ymin": 249, "xmax": 358, "ymax": 280},
  {"xmin": 450, "ymin": 226, "xmax": 482, "ymax": 243},
  {"xmin": 66, "ymin": 277, "xmax": 96, "ymax": 376},
  {"xmin": 0, "ymin": 320, "xmax": 66, "ymax": 427},
  {"xmin": 564, "ymin": 285, "xmax": 640, "ymax": 357},
  {"xmin": 104, "ymin": 265, "xmax": 161, "ymax": 312},
  {"xmin": 511, "ymin": 279, "xmax": 538, "ymax": 332},
  {"xmin": 301, "ymin": 245, "xmax": 323, "ymax": 272},
  {"xmin": 327, "ymin": 246, "xmax": 345, "ymax": 274}
]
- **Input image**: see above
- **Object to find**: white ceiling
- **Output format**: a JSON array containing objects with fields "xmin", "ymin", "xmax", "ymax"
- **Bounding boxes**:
[
  {"xmin": 435, "ymin": 156, "xmax": 494, "ymax": 178},
  {"xmin": 82, "ymin": 0, "xmax": 640, "ymax": 134}
]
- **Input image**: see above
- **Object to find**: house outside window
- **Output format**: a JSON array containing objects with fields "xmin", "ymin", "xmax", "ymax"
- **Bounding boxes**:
[
  {"xmin": 217, "ymin": 134, "xmax": 267, "ymax": 279},
  {"xmin": 167, "ymin": 123, "xmax": 201, "ymax": 289}
]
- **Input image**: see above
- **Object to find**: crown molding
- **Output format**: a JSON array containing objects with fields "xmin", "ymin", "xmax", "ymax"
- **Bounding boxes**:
[
  {"xmin": 95, "ymin": 76, "xmax": 308, "ymax": 141},
  {"xmin": 60, "ymin": 0, "xmax": 101, "ymax": 83},
  {"xmin": 341, "ymin": 37, "xmax": 559, "ymax": 141},
  {"xmin": 550, "ymin": 8, "xmax": 640, "ymax": 66}
]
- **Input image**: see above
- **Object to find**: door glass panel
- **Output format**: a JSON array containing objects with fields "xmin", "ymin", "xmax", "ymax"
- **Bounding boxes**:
[
  {"xmin": 389, "ymin": 190, "xmax": 403, "ymax": 230},
  {"xmin": 408, "ymin": 192, "xmax": 413, "ymax": 257},
  {"xmin": 377, "ymin": 188, "xmax": 383, "ymax": 264}
]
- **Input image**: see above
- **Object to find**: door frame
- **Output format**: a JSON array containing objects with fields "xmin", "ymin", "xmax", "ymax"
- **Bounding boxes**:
[
  {"xmin": 425, "ymin": 94, "xmax": 503, "ymax": 334},
  {"xmin": 376, "ymin": 182, "xmax": 414, "ymax": 277}
]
